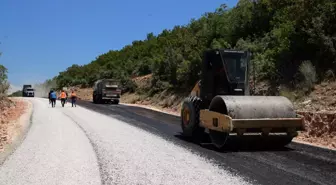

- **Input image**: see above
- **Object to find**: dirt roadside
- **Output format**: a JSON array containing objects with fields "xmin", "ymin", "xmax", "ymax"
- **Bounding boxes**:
[{"xmin": 0, "ymin": 97, "xmax": 33, "ymax": 162}]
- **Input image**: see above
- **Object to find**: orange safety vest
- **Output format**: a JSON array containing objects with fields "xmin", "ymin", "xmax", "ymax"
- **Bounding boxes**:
[
  {"xmin": 71, "ymin": 92, "xmax": 77, "ymax": 97},
  {"xmin": 60, "ymin": 92, "xmax": 66, "ymax": 99}
]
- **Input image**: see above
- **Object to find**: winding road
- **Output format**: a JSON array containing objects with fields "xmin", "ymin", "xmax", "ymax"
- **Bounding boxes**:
[{"xmin": 0, "ymin": 97, "xmax": 335, "ymax": 185}]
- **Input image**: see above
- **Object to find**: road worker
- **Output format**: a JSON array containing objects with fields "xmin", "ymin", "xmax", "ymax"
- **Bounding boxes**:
[
  {"xmin": 48, "ymin": 90, "xmax": 53, "ymax": 104},
  {"xmin": 50, "ymin": 90, "xmax": 57, "ymax": 108},
  {"xmin": 65, "ymin": 91, "xmax": 69, "ymax": 104},
  {"xmin": 59, "ymin": 90, "xmax": 67, "ymax": 107},
  {"xmin": 70, "ymin": 90, "xmax": 77, "ymax": 107}
]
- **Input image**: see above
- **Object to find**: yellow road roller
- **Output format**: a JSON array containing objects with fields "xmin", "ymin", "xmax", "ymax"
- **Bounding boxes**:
[{"xmin": 180, "ymin": 49, "xmax": 304, "ymax": 149}]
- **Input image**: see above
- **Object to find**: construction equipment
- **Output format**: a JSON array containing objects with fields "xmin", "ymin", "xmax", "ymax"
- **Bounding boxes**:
[
  {"xmin": 180, "ymin": 49, "xmax": 304, "ymax": 149},
  {"xmin": 93, "ymin": 79, "xmax": 122, "ymax": 104},
  {"xmin": 22, "ymin": 85, "xmax": 34, "ymax": 97}
]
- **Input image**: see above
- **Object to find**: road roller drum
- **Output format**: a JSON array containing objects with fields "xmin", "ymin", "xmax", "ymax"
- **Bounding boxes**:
[{"xmin": 209, "ymin": 96, "xmax": 297, "ymax": 119}]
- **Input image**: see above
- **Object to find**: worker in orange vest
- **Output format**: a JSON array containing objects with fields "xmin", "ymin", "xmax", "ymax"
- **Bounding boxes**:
[
  {"xmin": 70, "ymin": 90, "xmax": 77, "ymax": 107},
  {"xmin": 59, "ymin": 90, "xmax": 67, "ymax": 107}
]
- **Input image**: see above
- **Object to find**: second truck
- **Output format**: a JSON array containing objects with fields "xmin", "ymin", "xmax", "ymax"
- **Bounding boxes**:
[{"xmin": 92, "ymin": 79, "xmax": 122, "ymax": 104}]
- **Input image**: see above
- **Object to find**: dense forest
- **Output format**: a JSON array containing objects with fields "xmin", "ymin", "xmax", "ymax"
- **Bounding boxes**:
[{"xmin": 47, "ymin": 0, "xmax": 335, "ymax": 96}]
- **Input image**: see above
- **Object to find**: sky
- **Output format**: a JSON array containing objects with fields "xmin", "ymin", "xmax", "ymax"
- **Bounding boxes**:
[{"xmin": 0, "ymin": 0, "xmax": 238, "ymax": 93}]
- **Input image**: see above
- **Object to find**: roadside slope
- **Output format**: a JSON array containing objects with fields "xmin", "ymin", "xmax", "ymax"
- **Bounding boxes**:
[{"xmin": 0, "ymin": 97, "xmax": 33, "ymax": 165}]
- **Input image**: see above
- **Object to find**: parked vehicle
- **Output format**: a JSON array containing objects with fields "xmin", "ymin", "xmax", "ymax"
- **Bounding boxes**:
[
  {"xmin": 22, "ymin": 85, "xmax": 34, "ymax": 97},
  {"xmin": 92, "ymin": 79, "xmax": 122, "ymax": 104}
]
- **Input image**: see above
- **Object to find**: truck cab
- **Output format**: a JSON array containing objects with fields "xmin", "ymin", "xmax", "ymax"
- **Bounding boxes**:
[
  {"xmin": 22, "ymin": 85, "xmax": 34, "ymax": 97},
  {"xmin": 24, "ymin": 87, "xmax": 35, "ymax": 97}
]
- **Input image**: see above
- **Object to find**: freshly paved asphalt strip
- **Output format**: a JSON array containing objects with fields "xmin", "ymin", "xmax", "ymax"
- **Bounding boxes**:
[
  {"xmin": 76, "ymin": 100, "xmax": 336, "ymax": 185},
  {"xmin": 0, "ymin": 98, "xmax": 253, "ymax": 185}
]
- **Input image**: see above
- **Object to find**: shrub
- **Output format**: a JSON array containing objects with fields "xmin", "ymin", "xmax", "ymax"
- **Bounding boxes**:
[
  {"xmin": 0, "ymin": 65, "xmax": 9, "ymax": 95},
  {"xmin": 299, "ymin": 60, "xmax": 317, "ymax": 92},
  {"xmin": 121, "ymin": 78, "xmax": 137, "ymax": 93},
  {"xmin": 324, "ymin": 69, "xmax": 335, "ymax": 80},
  {"xmin": 0, "ymin": 81, "xmax": 9, "ymax": 94}
]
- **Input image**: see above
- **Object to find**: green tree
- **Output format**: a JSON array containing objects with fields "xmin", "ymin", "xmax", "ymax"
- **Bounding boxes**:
[{"xmin": 0, "ymin": 64, "xmax": 9, "ymax": 95}]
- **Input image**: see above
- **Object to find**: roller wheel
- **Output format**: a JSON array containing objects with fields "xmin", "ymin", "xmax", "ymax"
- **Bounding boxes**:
[
  {"xmin": 276, "ymin": 136, "xmax": 294, "ymax": 147},
  {"xmin": 209, "ymin": 130, "xmax": 229, "ymax": 150},
  {"xmin": 208, "ymin": 98, "xmax": 230, "ymax": 150},
  {"xmin": 181, "ymin": 96, "xmax": 204, "ymax": 142},
  {"xmin": 258, "ymin": 135, "xmax": 294, "ymax": 149}
]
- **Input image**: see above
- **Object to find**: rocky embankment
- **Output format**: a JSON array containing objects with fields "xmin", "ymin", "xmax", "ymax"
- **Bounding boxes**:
[
  {"xmin": 0, "ymin": 98, "xmax": 31, "ymax": 152},
  {"xmin": 296, "ymin": 111, "xmax": 336, "ymax": 149}
]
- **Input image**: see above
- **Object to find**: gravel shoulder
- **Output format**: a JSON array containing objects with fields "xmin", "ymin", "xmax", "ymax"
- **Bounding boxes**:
[{"xmin": 0, "ymin": 98, "xmax": 101, "ymax": 185}]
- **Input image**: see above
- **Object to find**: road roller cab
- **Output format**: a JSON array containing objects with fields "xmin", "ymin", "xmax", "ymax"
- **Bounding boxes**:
[
  {"xmin": 181, "ymin": 49, "xmax": 304, "ymax": 149},
  {"xmin": 197, "ymin": 49, "xmax": 251, "ymax": 108}
]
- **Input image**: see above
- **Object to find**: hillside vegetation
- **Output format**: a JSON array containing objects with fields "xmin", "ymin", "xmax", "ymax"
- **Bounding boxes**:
[
  {"xmin": 42, "ymin": 0, "xmax": 335, "ymax": 100},
  {"xmin": 8, "ymin": 90, "xmax": 23, "ymax": 97},
  {"xmin": 0, "ymin": 63, "xmax": 10, "ymax": 104}
]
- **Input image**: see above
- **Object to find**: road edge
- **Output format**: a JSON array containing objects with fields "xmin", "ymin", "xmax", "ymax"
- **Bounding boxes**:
[
  {"xmin": 292, "ymin": 139, "xmax": 336, "ymax": 152},
  {"xmin": 0, "ymin": 98, "xmax": 34, "ymax": 165}
]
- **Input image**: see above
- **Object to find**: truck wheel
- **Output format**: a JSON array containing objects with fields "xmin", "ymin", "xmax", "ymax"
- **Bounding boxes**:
[
  {"xmin": 93, "ymin": 95, "xmax": 97, "ymax": 104},
  {"xmin": 97, "ymin": 95, "xmax": 102, "ymax": 104},
  {"xmin": 181, "ymin": 96, "xmax": 204, "ymax": 142}
]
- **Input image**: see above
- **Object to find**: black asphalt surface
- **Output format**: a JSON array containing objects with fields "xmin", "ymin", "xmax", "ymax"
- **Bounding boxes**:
[{"xmin": 76, "ymin": 100, "xmax": 336, "ymax": 185}]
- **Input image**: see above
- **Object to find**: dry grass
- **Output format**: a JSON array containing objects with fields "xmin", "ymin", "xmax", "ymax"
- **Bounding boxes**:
[
  {"xmin": 295, "ymin": 80, "xmax": 336, "ymax": 112},
  {"xmin": 299, "ymin": 60, "xmax": 317, "ymax": 92},
  {"xmin": 120, "ymin": 91, "xmax": 183, "ymax": 116},
  {"xmin": 120, "ymin": 93, "xmax": 144, "ymax": 104}
]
